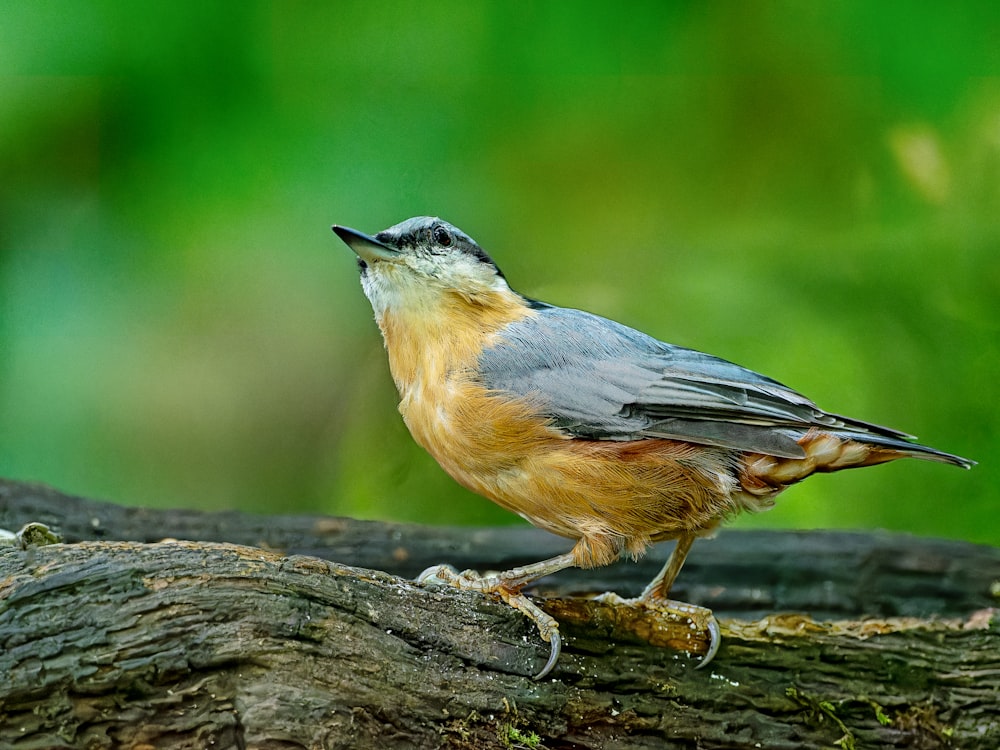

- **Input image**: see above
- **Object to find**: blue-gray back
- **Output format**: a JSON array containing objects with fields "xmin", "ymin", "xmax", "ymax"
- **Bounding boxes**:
[{"xmin": 477, "ymin": 306, "xmax": 910, "ymax": 458}]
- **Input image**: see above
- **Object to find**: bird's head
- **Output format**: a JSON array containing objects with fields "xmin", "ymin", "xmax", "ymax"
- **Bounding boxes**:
[{"xmin": 333, "ymin": 217, "xmax": 515, "ymax": 317}]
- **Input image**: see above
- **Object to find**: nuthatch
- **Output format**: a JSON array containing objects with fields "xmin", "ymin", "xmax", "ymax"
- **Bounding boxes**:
[{"xmin": 333, "ymin": 216, "xmax": 973, "ymax": 679}]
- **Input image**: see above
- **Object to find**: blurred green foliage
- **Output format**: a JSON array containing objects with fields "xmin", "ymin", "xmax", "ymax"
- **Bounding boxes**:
[{"xmin": 1, "ymin": 2, "xmax": 997, "ymax": 544}]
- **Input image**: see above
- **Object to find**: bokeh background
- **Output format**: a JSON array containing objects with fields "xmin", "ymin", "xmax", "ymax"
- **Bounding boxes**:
[{"xmin": 2, "ymin": 2, "xmax": 997, "ymax": 544}]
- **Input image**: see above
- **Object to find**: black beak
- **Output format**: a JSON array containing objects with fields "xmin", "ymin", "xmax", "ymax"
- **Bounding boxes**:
[{"xmin": 332, "ymin": 225, "xmax": 401, "ymax": 263}]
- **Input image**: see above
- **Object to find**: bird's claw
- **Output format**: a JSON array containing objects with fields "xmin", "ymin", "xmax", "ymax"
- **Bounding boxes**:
[
  {"xmin": 536, "ymin": 625, "xmax": 561, "ymax": 680},
  {"xmin": 696, "ymin": 614, "xmax": 721, "ymax": 669},
  {"xmin": 598, "ymin": 592, "xmax": 721, "ymax": 669},
  {"xmin": 415, "ymin": 564, "xmax": 562, "ymax": 679},
  {"xmin": 497, "ymin": 587, "xmax": 562, "ymax": 679},
  {"xmin": 644, "ymin": 596, "xmax": 721, "ymax": 669},
  {"xmin": 416, "ymin": 563, "xmax": 459, "ymax": 586}
]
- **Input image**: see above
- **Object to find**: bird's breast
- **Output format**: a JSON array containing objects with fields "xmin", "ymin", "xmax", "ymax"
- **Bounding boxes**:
[
  {"xmin": 400, "ymin": 373, "xmax": 561, "ymax": 484},
  {"xmin": 376, "ymin": 298, "xmax": 557, "ymax": 481},
  {"xmin": 374, "ymin": 300, "xmax": 747, "ymax": 553}
]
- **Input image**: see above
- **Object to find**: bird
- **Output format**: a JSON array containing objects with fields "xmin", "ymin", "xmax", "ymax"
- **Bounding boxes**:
[{"xmin": 332, "ymin": 216, "xmax": 973, "ymax": 679}]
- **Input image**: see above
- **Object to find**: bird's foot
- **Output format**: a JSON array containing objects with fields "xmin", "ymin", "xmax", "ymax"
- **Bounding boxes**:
[
  {"xmin": 597, "ymin": 592, "xmax": 721, "ymax": 669},
  {"xmin": 417, "ymin": 564, "xmax": 562, "ymax": 680}
]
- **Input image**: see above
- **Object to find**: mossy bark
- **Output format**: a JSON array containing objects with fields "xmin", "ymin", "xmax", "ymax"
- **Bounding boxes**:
[{"xmin": 1, "ymin": 479, "xmax": 998, "ymax": 749}]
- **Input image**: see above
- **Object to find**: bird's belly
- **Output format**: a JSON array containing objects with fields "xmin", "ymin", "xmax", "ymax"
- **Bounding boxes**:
[
  {"xmin": 398, "ymin": 380, "xmax": 743, "ymax": 549},
  {"xmin": 398, "ymin": 379, "xmax": 561, "ymax": 500}
]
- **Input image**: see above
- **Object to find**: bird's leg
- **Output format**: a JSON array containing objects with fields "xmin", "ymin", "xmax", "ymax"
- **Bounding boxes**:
[
  {"xmin": 417, "ymin": 551, "xmax": 577, "ymax": 680},
  {"xmin": 640, "ymin": 532, "xmax": 696, "ymax": 601},
  {"xmin": 606, "ymin": 532, "xmax": 721, "ymax": 668}
]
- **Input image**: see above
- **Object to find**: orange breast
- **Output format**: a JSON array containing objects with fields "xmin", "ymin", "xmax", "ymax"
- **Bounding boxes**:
[
  {"xmin": 377, "ymin": 291, "xmax": 757, "ymax": 568},
  {"xmin": 400, "ymin": 369, "xmax": 743, "ymax": 567}
]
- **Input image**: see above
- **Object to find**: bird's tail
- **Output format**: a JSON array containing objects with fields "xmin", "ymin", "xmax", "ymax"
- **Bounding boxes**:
[
  {"xmin": 825, "ymin": 430, "xmax": 974, "ymax": 469},
  {"xmin": 740, "ymin": 428, "xmax": 973, "ymax": 496}
]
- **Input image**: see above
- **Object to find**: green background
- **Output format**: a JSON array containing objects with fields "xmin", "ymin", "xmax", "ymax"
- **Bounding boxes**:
[{"xmin": 2, "ymin": 2, "xmax": 997, "ymax": 544}]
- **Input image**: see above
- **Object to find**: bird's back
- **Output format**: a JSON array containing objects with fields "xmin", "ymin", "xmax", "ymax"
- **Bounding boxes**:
[{"xmin": 478, "ymin": 305, "xmax": 972, "ymax": 468}]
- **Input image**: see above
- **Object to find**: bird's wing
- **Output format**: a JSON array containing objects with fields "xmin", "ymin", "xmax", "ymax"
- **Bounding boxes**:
[{"xmin": 477, "ymin": 306, "xmax": 910, "ymax": 458}]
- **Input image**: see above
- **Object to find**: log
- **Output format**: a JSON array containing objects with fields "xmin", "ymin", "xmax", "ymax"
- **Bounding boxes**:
[{"xmin": 1, "ymin": 479, "xmax": 998, "ymax": 749}]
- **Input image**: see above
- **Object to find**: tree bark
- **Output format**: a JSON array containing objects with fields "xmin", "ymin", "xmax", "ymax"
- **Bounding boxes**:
[{"xmin": 1, "ymin": 478, "xmax": 997, "ymax": 749}]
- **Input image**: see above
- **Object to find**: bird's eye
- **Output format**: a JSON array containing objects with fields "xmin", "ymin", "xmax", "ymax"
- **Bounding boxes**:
[{"xmin": 432, "ymin": 225, "xmax": 453, "ymax": 247}]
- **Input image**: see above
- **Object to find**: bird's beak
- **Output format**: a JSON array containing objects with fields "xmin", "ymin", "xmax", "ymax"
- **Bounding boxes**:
[{"xmin": 332, "ymin": 225, "xmax": 401, "ymax": 264}]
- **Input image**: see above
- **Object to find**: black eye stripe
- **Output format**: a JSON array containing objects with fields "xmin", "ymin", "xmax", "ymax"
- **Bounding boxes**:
[{"xmin": 370, "ymin": 220, "xmax": 505, "ymax": 278}]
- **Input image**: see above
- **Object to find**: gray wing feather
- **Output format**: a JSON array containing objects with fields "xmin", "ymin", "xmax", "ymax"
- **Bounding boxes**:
[{"xmin": 477, "ymin": 306, "xmax": 910, "ymax": 457}]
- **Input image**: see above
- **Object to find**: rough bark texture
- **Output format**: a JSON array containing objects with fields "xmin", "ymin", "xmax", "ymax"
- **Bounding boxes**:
[{"xmin": 1, "ymin": 478, "xmax": 998, "ymax": 749}]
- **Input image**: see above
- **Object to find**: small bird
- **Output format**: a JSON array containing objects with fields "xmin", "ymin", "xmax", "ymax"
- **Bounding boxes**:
[{"xmin": 333, "ymin": 216, "xmax": 973, "ymax": 679}]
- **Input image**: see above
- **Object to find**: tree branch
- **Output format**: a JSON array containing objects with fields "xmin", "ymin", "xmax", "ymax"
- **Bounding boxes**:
[{"xmin": 1, "ymin": 479, "xmax": 997, "ymax": 748}]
